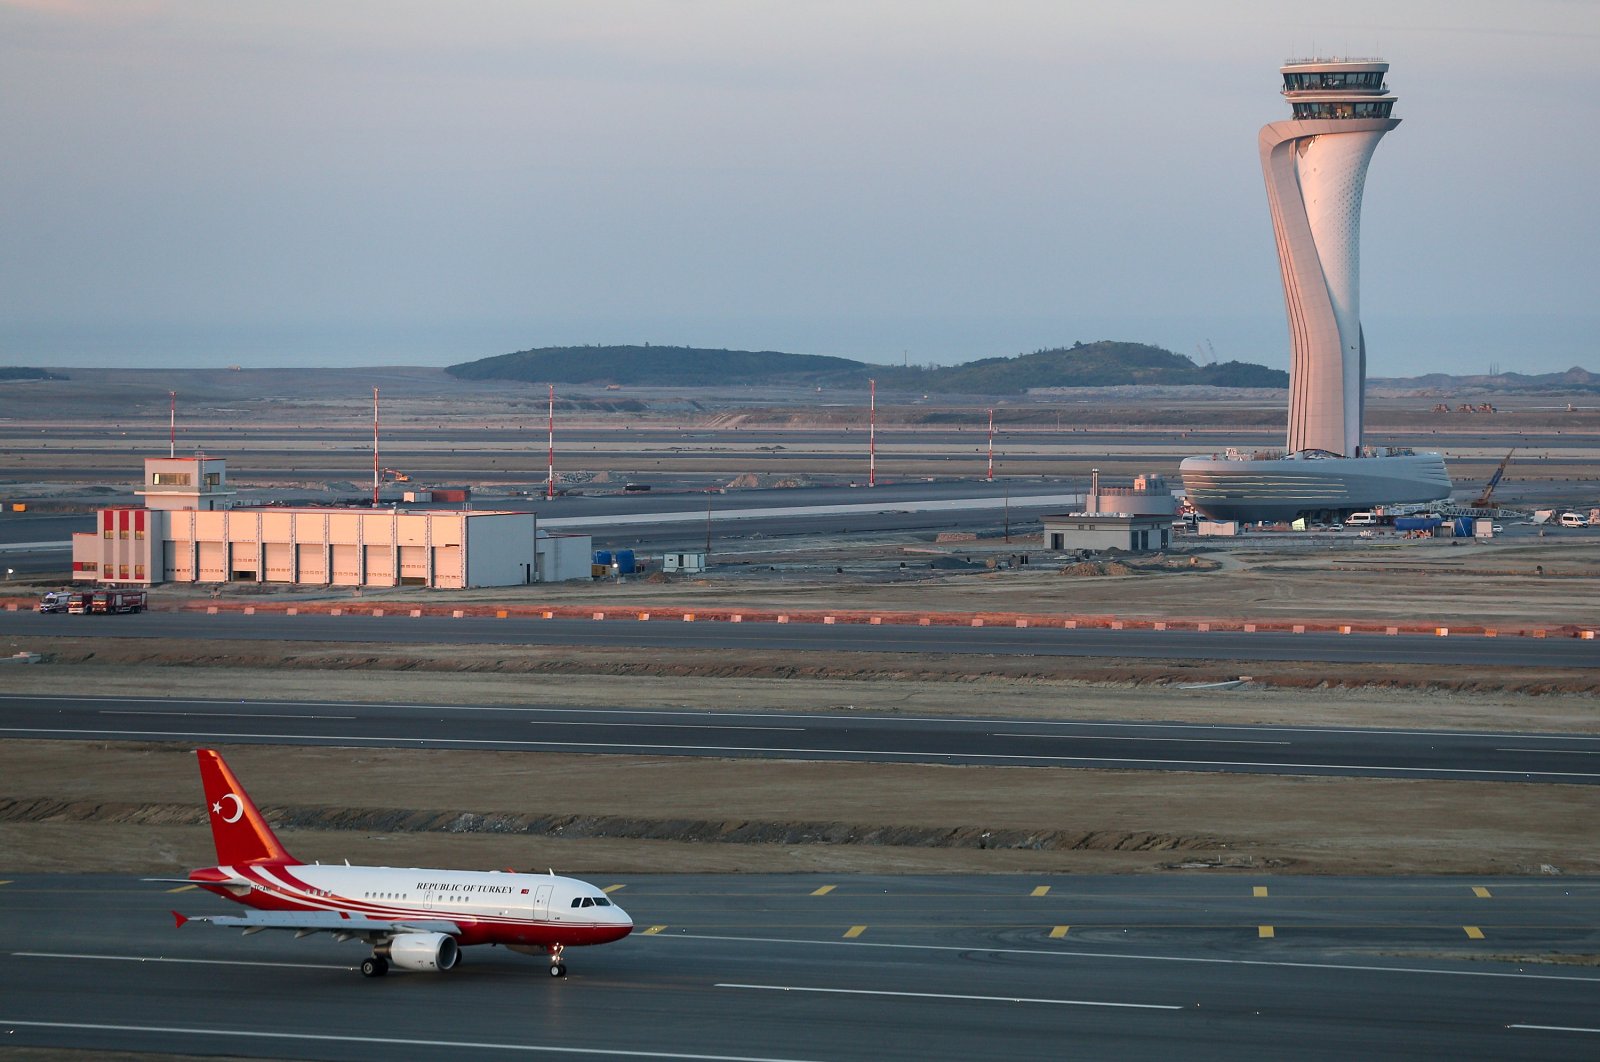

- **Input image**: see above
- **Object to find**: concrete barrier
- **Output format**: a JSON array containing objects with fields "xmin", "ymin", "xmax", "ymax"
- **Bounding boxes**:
[
  {"xmin": 1338, "ymin": 625, "xmax": 1351, "ymax": 635},
  {"xmin": 1111, "ymin": 621, "xmax": 1124, "ymax": 630},
  {"xmin": 1292, "ymin": 624, "xmax": 1305, "ymax": 634},
  {"xmin": 1385, "ymin": 626, "xmax": 1398, "ymax": 635},
  {"xmin": 329, "ymin": 608, "xmax": 342, "ymax": 616},
  {"xmin": 1435, "ymin": 627, "xmax": 1449, "ymax": 637},
  {"xmin": 4, "ymin": 603, "xmax": 15, "ymax": 612},
  {"xmin": 207, "ymin": 606, "xmax": 219, "ymax": 615},
  {"xmin": 731, "ymin": 614, "xmax": 742, "ymax": 623},
  {"xmin": 1582, "ymin": 630, "xmax": 1595, "ymax": 640},
  {"xmin": 1065, "ymin": 620, "xmax": 1077, "ymax": 629},
  {"xmin": 409, "ymin": 609, "xmax": 421, "ymax": 617},
  {"xmin": 452, "ymin": 610, "xmax": 464, "ymax": 619},
  {"xmin": 498, "ymin": 610, "xmax": 510, "ymax": 619},
  {"xmin": 1197, "ymin": 622, "xmax": 1209, "ymax": 632},
  {"xmin": 1016, "ymin": 619, "xmax": 1029, "ymax": 628},
  {"xmin": 683, "ymin": 613, "xmax": 695, "ymax": 622},
  {"xmin": 243, "ymin": 607, "xmax": 255, "ymax": 616},
  {"xmin": 1533, "ymin": 629, "xmax": 1546, "ymax": 638},
  {"xmin": 823, "ymin": 616, "xmax": 836, "ymax": 625},
  {"xmin": 971, "ymin": 618, "xmax": 984, "ymax": 627},
  {"xmin": 372, "ymin": 609, "xmax": 384, "ymax": 617},
  {"xmin": 592, "ymin": 612, "xmax": 605, "ymax": 621},
  {"xmin": 777, "ymin": 615, "xmax": 788, "ymax": 624},
  {"xmin": 637, "ymin": 612, "xmax": 650, "ymax": 621},
  {"xmin": 1243, "ymin": 623, "xmax": 1256, "ymax": 633},
  {"xmin": 870, "ymin": 616, "xmax": 881, "ymax": 625},
  {"xmin": 1483, "ymin": 628, "xmax": 1496, "ymax": 637},
  {"xmin": 918, "ymin": 617, "xmax": 931, "ymax": 626},
  {"xmin": 540, "ymin": 610, "xmax": 552, "ymax": 619},
  {"xmin": 1153, "ymin": 621, "xmax": 1165, "ymax": 631},
  {"xmin": 286, "ymin": 607, "xmax": 298, "ymax": 616}
]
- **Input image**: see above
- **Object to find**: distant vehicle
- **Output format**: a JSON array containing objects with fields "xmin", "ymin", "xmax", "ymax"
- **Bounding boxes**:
[
  {"xmin": 90, "ymin": 589, "xmax": 147, "ymax": 614},
  {"xmin": 1558, "ymin": 512, "xmax": 1589, "ymax": 528},
  {"xmin": 1492, "ymin": 524, "xmax": 1505, "ymax": 534},
  {"xmin": 1328, "ymin": 523, "xmax": 1344, "ymax": 532},
  {"xmin": 37, "ymin": 591, "xmax": 73, "ymax": 613},
  {"xmin": 66, "ymin": 592, "xmax": 95, "ymax": 614},
  {"xmin": 1345, "ymin": 512, "xmax": 1377, "ymax": 526}
]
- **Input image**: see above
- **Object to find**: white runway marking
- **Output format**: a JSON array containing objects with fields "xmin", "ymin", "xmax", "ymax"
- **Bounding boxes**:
[
  {"xmin": 1510, "ymin": 1024, "xmax": 1600, "ymax": 1034},
  {"xmin": 4, "ymin": 726, "xmax": 1597, "ymax": 780},
  {"xmin": 992, "ymin": 733, "xmax": 1289, "ymax": 746},
  {"xmin": 0, "ymin": 1019, "xmax": 824, "ymax": 1061},
  {"xmin": 531, "ymin": 721, "xmax": 806, "ymax": 732},
  {"xmin": 1495, "ymin": 748, "xmax": 1600, "ymax": 756},
  {"xmin": 98, "ymin": 711, "xmax": 357, "ymax": 720},
  {"xmin": 14, "ymin": 951, "xmax": 344, "ymax": 970},
  {"xmin": 716, "ymin": 982, "xmax": 1182, "ymax": 1010},
  {"xmin": 650, "ymin": 933, "xmax": 1600, "ymax": 984}
]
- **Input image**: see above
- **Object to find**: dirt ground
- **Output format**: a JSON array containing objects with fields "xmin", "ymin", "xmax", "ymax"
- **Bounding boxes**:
[{"xmin": 3, "ymin": 741, "xmax": 1595, "ymax": 879}]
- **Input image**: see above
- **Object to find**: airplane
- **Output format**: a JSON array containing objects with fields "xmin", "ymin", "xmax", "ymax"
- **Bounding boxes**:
[{"xmin": 160, "ymin": 748, "xmax": 633, "ymax": 978}]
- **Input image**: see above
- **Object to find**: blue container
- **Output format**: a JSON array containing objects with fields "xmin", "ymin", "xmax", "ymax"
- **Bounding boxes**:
[
  {"xmin": 614, "ymin": 549, "xmax": 636, "ymax": 574},
  {"xmin": 593, "ymin": 550, "xmax": 613, "ymax": 566}
]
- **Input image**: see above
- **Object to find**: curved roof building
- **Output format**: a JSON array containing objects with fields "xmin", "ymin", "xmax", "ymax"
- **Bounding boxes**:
[{"xmin": 1181, "ymin": 59, "xmax": 1451, "ymax": 522}]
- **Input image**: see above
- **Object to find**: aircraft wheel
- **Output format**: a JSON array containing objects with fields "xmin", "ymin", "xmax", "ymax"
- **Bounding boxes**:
[
  {"xmin": 361, "ymin": 957, "xmax": 388, "ymax": 978},
  {"xmin": 549, "ymin": 963, "xmax": 567, "ymax": 978}
]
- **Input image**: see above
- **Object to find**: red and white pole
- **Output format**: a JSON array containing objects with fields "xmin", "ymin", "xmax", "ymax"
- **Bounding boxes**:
[
  {"xmin": 546, "ymin": 384, "xmax": 555, "ymax": 501},
  {"xmin": 868, "ymin": 378, "xmax": 876, "ymax": 488},
  {"xmin": 169, "ymin": 391, "xmax": 176, "ymax": 458},
  {"xmin": 986, "ymin": 408, "xmax": 994, "ymax": 482},
  {"xmin": 372, "ymin": 387, "xmax": 380, "ymax": 506}
]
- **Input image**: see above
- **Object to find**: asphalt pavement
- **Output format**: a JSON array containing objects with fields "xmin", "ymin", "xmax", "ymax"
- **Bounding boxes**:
[
  {"xmin": 4, "ymin": 609, "xmax": 1598, "ymax": 669},
  {"xmin": 3, "ymin": 693, "xmax": 1598, "ymax": 784},
  {"xmin": 2, "ymin": 873, "xmax": 1595, "ymax": 1060}
]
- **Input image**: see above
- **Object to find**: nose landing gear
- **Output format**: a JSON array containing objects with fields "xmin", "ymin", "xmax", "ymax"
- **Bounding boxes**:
[{"xmin": 548, "ymin": 943, "xmax": 567, "ymax": 977}]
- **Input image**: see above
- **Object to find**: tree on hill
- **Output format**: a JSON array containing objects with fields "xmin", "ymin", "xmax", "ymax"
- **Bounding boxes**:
[{"xmin": 446, "ymin": 345, "xmax": 865, "ymax": 386}]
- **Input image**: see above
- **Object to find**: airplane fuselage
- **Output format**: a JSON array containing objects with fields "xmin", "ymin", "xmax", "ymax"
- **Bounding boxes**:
[{"xmin": 192, "ymin": 862, "xmax": 632, "ymax": 949}]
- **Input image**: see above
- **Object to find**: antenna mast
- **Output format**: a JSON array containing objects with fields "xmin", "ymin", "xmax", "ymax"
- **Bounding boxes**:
[
  {"xmin": 169, "ymin": 391, "xmax": 176, "ymax": 458},
  {"xmin": 546, "ymin": 384, "xmax": 555, "ymax": 501},
  {"xmin": 372, "ymin": 387, "xmax": 380, "ymax": 506},
  {"xmin": 868, "ymin": 379, "xmax": 876, "ymax": 488},
  {"xmin": 986, "ymin": 408, "xmax": 994, "ymax": 482}
]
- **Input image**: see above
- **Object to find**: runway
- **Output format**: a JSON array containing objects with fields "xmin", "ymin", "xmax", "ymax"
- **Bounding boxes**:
[
  {"xmin": 3, "ymin": 693, "xmax": 1598, "ymax": 783},
  {"xmin": 2, "ymin": 873, "xmax": 1595, "ymax": 1060},
  {"xmin": 5, "ymin": 609, "xmax": 1599, "ymax": 669}
]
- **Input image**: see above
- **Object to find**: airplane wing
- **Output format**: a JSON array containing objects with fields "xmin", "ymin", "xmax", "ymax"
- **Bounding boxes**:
[{"xmin": 172, "ymin": 909, "xmax": 462, "ymax": 939}]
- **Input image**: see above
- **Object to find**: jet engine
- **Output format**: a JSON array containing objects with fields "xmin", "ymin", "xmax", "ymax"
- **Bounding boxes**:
[{"xmin": 383, "ymin": 932, "xmax": 459, "ymax": 972}]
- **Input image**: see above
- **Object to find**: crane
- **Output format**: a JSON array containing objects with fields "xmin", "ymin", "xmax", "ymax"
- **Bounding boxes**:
[{"xmin": 1472, "ymin": 449, "xmax": 1514, "ymax": 509}]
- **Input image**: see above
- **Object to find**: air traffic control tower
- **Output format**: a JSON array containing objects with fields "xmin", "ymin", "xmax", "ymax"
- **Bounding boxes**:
[{"xmin": 1180, "ymin": 60, "xmax": 1451, "ymax": 522}]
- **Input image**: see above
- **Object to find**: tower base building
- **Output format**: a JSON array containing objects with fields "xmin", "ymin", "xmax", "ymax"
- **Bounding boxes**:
[{"xmin": 1181, "ymin": 58, "xmax": 1451, "ymax": 522}]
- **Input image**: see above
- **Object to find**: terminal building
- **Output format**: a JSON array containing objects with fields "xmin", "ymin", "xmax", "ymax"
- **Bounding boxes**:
[
  {"xmin": 73, "ymin": 456, "xmax": 591, "ymax": 588},
  {"xmin": 1179, "ymin": 59, "xmax": 1451, "ymax": 522}
]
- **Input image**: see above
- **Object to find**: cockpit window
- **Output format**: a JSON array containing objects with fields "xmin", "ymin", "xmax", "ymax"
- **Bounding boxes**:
[{"xmin": 595, "ymin": 897, "xmax": 612, "ymax": 906}]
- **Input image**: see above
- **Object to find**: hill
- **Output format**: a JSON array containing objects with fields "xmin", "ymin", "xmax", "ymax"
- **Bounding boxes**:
[
  {"xmin": 0, "ymin": 367, "xmax": 68, "ymax": 382},
  {"xmin": 447, "ymin": 340, "xmax": 1287, "ymax": 392},
  {"xmin": 446, "ymin": 345, "xmax": 863, "ymax": 387}
]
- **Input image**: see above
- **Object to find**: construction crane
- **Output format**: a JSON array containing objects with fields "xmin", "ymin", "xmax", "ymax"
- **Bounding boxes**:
[{"xmin": 1472, "ymin": 449, "xmax": 1514, "ymax": 509}]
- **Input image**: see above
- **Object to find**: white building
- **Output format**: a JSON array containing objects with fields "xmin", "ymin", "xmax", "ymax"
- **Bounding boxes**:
[{"xmin": 72, "ymin": 457, "xmax": 592, "ymax": 588}]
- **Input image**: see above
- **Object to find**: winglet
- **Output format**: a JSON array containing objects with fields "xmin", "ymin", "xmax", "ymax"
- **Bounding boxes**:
[
  {"xmin": 172, "ymin": 910, "xmax": 189, "ymax": 929},
  {"xmin": 195, "ymin": 749, "xmax": 297, "ymax": 866}
]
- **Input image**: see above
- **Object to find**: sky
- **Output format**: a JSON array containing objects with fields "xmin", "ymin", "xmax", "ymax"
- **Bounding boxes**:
[{"xmin": 2, "ymin": 0, "xmax": 1596, "ymax": 375}]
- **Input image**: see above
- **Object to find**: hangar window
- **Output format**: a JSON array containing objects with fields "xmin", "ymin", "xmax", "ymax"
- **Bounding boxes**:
[{"xmin": 152, "ymin": 472, "xmax": 192, "ymax": 486}]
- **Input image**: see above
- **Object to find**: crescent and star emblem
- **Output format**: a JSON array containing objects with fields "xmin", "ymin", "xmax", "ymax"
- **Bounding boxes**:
[{"xmin": 213, "ymin": 793, "xmax": 244, "ymax": 823}]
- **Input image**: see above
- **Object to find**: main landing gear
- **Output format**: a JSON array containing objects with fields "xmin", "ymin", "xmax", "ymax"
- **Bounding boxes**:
[
  {"xmin": 360, "ymin": 956, "xmax": 389, "ymax": 978},
  {"xmin": 548, "ymin": 943, "xmax": 567, "ymax": 978}
]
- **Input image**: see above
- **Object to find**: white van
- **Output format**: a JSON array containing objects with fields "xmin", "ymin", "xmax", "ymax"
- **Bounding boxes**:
[
  {"xmin": 1559, "ymin": 512, "xmax": 1589, "ymax": 528},
  {"xmin": 1345, "ymin": 512, "xmax": 1377, "ymax": 526}
]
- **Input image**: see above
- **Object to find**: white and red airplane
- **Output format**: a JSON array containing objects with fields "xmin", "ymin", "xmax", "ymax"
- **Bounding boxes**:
[{"xmin": 163, "ymin": 748, "xmax": 633, "ymax": 978}]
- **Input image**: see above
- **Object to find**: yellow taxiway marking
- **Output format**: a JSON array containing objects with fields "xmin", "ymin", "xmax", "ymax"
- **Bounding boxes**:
[
  {"xmin": 1464, "ymin": 926, "xmax": 1485, "ymax": 940},
  {"xmin": 1258, "ymin": 925, "xmax": 1275, "ymax": 939},
  {"xmin": 602, "ymin": 884, "xmax": 627, "ymax": 893},
  {"xmin": 1472, "ymin": 886, "xmax": 1493, "ymax": 899},
  {"xmin": 1049, "ymin": 925, "xmax": 1070, "ymax": 939},
  {"xmin": 1253, "ymin": 886, "xmax": 1269, "ymax": 898},
  {"xmin": 843, "ymin": 925, "xmax": 867, "ymax": 939},
  {"xmin": 642, "ymin": 925, "xmax": 667, "ymax": 935},
  {"xmin": 166, "ymin": 885, "xmax": 198, "ymax": 893},
  {"xmin": 1031, "ymin": 886, "xmax": 1051, "ymax": 897},
  {"xmin": 0, "ymin": 880, "xmax": 12, "ymax": 887},
  {"xmin": 810, "ymin": 885, "xmax": 836, "ymax": 896}
]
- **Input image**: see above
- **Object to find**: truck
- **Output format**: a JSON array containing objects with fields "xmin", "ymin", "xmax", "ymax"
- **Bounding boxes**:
[
  {"xmin": 90, "ymin": 590, "xmax": 147, "ymax": 614},
  {"xmin": 66, "ymin": 592, "xmax": 96, "ymax": 614}
]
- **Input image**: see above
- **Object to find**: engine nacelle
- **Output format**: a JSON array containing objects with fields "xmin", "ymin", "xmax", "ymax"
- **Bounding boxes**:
[{"xmin": 384, "ymin": 932, "xmax": 459, "ymax": 972}]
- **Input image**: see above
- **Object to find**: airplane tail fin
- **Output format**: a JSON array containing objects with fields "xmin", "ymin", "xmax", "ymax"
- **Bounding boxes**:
[{"xmin": 196, "ymin": 749, "xmax": 296, "ymax": 866}]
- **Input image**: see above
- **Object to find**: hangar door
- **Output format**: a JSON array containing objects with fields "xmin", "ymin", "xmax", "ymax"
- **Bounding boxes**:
[
  {"xmin": 197, "ymin": 542, "xmax": 227, "ymax": 582},
  {"xmin": 330, "ymin": 544, "xmax": 360, "ymax": 585},
  {"xmin": 263, "ymin": 543, "xmax": 293, "ymax": 582}
]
